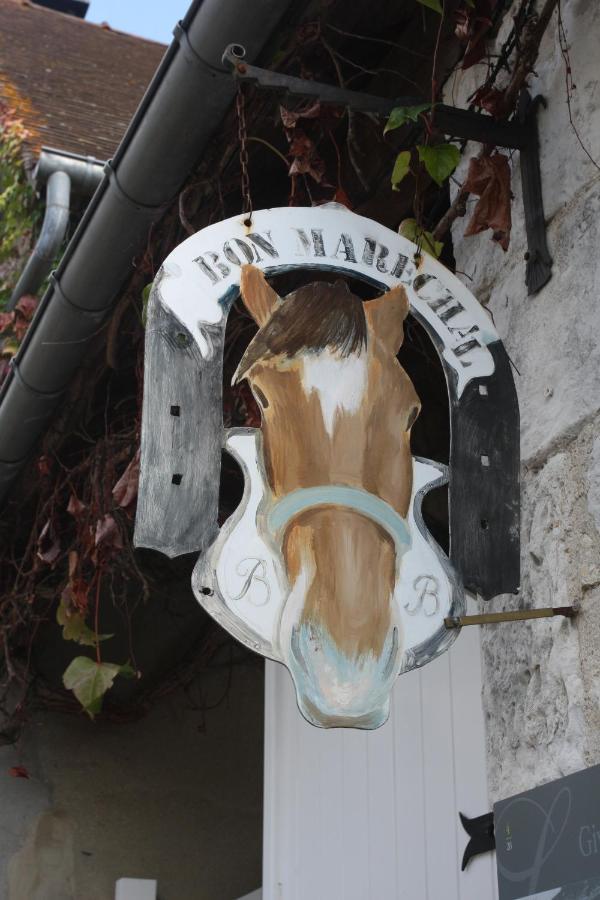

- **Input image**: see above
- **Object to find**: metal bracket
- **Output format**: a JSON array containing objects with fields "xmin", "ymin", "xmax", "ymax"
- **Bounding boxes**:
[
  {"xmin": 222, "ymin": 44, "xmax": 552, "ymax": 295},
  {"xmin": 445, "ymin": 606, "xmax": 577, "ymax": 629},
  {"xmin": 459, "ymin": 811, "xmax": 495, "ymax": 871}
]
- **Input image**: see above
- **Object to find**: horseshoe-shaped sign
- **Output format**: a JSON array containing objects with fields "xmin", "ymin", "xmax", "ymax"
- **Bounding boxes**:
[{"xmin": 135, "ymin": 205, "xmax": 519, "ymax": 729}]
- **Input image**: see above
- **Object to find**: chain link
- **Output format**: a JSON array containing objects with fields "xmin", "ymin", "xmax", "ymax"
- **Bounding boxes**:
[{"xmin": 236, "ymin": 85, "xmax": 253, "ymax": 224}]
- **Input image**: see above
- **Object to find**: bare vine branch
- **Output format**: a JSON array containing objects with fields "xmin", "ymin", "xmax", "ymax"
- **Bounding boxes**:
[{"xmin": 433, "ymin": 0, "xmax": 560, "ymax": 242}]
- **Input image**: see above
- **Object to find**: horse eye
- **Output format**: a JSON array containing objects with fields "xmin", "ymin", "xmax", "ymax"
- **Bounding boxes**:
[
  {"xmin": 407, "ymin": 404, "xmax": 420, "ymax": 430},
  {"xmin": 253, "ymin": 386, "xmax": 269, "ymax": 409}
]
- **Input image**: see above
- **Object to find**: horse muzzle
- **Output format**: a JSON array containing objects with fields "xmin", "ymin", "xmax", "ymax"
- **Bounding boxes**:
[{"xmin": 286, "ymin": 622, "xmax": 401, "ymax": 729}]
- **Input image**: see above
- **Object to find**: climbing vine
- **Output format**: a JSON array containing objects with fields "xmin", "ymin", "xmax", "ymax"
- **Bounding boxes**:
[
  {"xmin": 0, "ymin": 103, "xmax": 37, "ymax": 310},
  {"xmin": 0, "ymin": 0, "xmax": 595, "ymax": 738}
]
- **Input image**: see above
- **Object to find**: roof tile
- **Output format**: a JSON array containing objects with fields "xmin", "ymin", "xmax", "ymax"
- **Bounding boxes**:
[{"xmin": 0, "ymin": 0, "xmax": 166, "ymax": 167}]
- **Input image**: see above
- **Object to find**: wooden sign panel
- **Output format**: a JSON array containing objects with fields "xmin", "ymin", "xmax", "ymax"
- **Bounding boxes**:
[{"xmin": 135, "ymin": 205, "xmax": 519, "ymax": 729}]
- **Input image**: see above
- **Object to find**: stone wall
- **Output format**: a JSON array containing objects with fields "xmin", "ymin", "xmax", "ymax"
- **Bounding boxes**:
[
  {"xmin": 445, "ymin": 0, "xmax": 600, "ymax": 801},
  {"xmin": 0, "ymin": 658, "xmax": 264, "ymax": 900}
]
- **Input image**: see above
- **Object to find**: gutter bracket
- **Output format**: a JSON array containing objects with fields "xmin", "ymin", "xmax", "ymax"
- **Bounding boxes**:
[{"xmin": 222, "ymin": 43, "xmax": 552, "ymax": 295}]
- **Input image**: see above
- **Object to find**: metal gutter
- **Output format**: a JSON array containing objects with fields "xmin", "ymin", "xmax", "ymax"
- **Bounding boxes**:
[
  {"xmin": 7, "ymin": 149, "xmax": 105, "ymax": 311},
  {"xmin": 35, "ymin": 147, "xmax": 105, "ymax": 196},
  {"xmin": 0, "ymin": 0, "xmax": 295, "ymax": 501}
]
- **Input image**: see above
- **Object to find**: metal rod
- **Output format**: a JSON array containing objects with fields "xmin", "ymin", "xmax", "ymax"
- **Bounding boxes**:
[
  {"xmin": 445, "ymin": 607, "xmax": 578, "ymax": 629},
  {"xmin": 222, "ymin": 44, "xmax": 529, "ymax": 150}
]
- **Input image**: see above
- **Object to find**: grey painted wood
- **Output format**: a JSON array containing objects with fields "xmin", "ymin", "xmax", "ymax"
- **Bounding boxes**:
[
  {"xmin": 134, "ymin": 274, "xmax": 224, "ymax": 557},
  {"xmin": 449, "ymin": 341, "xmax": 520, "ymax": 599}
]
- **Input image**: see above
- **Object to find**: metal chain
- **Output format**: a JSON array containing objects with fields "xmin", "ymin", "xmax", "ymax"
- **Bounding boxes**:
[{"xmin": 236, "ymin": 85, "xmax": 253, "ymax": 224}]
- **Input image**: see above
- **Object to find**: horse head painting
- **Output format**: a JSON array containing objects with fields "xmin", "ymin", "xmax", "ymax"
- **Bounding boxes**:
[
  {"xmin": 230, "ymin": 266, "xmax": 419, "ymax": 727},
  {"xmin": 136, "ymin": 205, "xmax": 520, "ymax": 731},
  {"xmin": 192, "ymin": 263, "xmax": 461, "ymax": 730}
]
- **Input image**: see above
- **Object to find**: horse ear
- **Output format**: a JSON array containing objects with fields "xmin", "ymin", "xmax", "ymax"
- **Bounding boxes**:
[
  {"xmin": 240, "ymin": 264, "xmax": 280, "ymax": 326},
  {"xmin": 364, "ymin": 285, "xmax": 410, "ymax": 354}
]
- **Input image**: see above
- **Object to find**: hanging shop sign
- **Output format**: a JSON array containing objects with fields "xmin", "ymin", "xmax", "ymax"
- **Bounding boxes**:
[
  {"xmin": 495, "ymin": 764, "xmax": 600, "ymax": 899},
  {"xmin": 134, "ymin": 204, "xmax": 519, "ymax": 729}
]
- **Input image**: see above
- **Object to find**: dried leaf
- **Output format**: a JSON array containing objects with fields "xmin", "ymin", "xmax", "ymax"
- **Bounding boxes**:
[
  {"xmin": 417, "ymin": 143, "xmax": 461, "ymax": 186},
  {"xmin": 67, "ymin": 493, "xmax": 86, "ymax": 517},
  {"xmin": 112, "ymin": 450, "xmax": 140, "ymax": 510},
  {"xmin": 94, "ymin": 514, "xmax": 123, "ymax": 554},
  {"xmin": 37, "ymin": 520, "xmax": 60, "ymax": 565},
  {"xmin": 463, "ymin": 152, "xmax": 512, "ymax": 250},
  {"xmin": 8, "ymin": 766, "xmax": 29, "ymax": 779},
  {"xmin": 287, "ymin": 130, "xmax": 326, "ymax": 183},
  {"xmin": 384, "ymin": 104, "xmax": 431, "ymax": 135},
  {"xmin": 63, "ymin": 657, "xmax": 134, "ymax": 718},
  {"xmin": 280, "ymin": 101, "xmax": 322, "ymax": 129},
  {"xmin": 391, "ymin": 151, "xmax": 412, "ymax": 191},
  {"xmin": 1, "ymin": 337, "xmax": 19, "ymax": 358}
]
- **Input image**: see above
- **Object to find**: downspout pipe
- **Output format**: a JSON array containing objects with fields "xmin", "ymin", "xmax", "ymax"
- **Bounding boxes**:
[
  {"xmin": 0, "ymin": 0, "xmax": 295, "ymax": 502},
  {"xmin": 7, "ymin": 170, "xmax": 71, "ymax": 311},
  {"xmin": 8, "ymin": 149, "xmax": 105, "ymax": 310}
]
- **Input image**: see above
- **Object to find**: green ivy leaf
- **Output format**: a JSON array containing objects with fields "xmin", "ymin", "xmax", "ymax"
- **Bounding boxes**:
[
  {"xmin": 63, "ymin": 657, "xmax": 135, "ymax": 718},
  {"xmin": 384, "ymin": 104, "xmax": 431, "ymax": 135},
  {"xmin": 391, "ymin": 151, "xmax": 412, "ymax": 191},
  {"xmin": 417, "ymin": 143, "xmax": 461, "ymax": 186},
  {"xmin": 398, "ymin": 219, "xmax": 444, "ymax": 258},
  {"xmin": 57, "ymin": 598, "xmax": 113, "ymax": 647},
  {"xmin": 417, "ymin": 0, "xmax": 443, "ymax": 13}
]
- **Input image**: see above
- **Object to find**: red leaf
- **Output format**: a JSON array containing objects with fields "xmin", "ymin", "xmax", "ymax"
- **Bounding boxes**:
[
  {"xmin": 455, "ymin": 0, "xmax": 496, "ymax": 70},
  {"xmin": 472, "ymin": 85, "xmax": 507, "ymax": 119},
  {"xmin": 94, "ymin": 514, "xmax": 123, "ymax": 552},
  {"xmin": 0, "ymin": 357, "xmax": 10, "ymax": 384},
  {"xmin": 37, "ymin": 455, "xmax": 52, "ymax": 478},
  {"xmin": 15, "ymin": 295, "xmax": 38, "ymax": 320},
  {"xmin": 112, "ymin": 449, "xmax": 140, "ymax": 510},
  {"xmin": 0, "ymin": 312, "xmax": 14, "ymax": 334},
  {"xmin": 331, "ymin": 187, "xmax": 352, "ymax": 209},
  {"xmin": 12, "ymin": 295, "xmax": 38, "ymax": 341},
  {"xmin": 8, "ymin": 766, "xmax": 29, "ymax": 779},
  {"xmin": 463, "ymin": 152, "xmax": 512, "ymax": 250},
  {"xmin": 37, "ymin": 520, "xmax": 61, "ymax": 565},
  {"xmin": 67, "ymin": 493, "xmax": 86, "ymax": 517}
]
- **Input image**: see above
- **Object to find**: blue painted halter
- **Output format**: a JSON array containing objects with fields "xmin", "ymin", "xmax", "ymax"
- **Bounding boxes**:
[{"xmin": 267, "ymin": 485, "xmax": 411, "ymax": 552}]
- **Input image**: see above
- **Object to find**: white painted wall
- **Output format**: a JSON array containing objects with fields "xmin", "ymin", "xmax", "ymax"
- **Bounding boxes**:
[{"xmin": 263, "ymin": 606, "xmax": 496, "ymax": 900}]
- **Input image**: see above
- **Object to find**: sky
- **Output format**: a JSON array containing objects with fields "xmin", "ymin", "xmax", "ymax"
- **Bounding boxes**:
[{"xmin": 86, "ymin": 1, "xmax": 190, "ymax": 44}]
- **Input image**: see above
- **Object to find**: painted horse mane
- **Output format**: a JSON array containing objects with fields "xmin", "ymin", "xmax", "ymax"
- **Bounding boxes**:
[{"xmin": 235, "ymin": 279, "xmax": 367, "ymax": 383}]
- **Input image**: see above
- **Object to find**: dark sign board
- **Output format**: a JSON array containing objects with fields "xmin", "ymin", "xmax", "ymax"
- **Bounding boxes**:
[{"xmin": 495, "ymin": 764, "xmax": 600, "ymax": 899}]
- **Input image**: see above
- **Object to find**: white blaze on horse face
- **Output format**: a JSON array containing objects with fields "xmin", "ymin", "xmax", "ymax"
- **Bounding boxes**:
[
  {"xmin": 278, "ymin": 539, "xmax": 402, "ymax": 729},
  {"xmin": 301, "ymin": 349, "xmax": 368, "ymax": 437}
]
